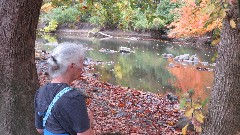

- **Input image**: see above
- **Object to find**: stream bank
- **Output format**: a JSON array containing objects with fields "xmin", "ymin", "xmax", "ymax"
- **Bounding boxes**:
[{"xmin": 48, "ymin": 22, "xmax": 213, "ymax": 48}]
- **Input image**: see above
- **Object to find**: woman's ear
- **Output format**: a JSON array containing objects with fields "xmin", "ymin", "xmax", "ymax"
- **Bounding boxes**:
[{"xmin": 69, "ymin": 63, "xmax": 75, "ymax": 69}]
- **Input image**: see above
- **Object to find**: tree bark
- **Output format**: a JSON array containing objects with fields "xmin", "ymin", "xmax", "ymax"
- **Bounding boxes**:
[
  {"xmin": 0, "ymin": 0, "xmax": 42, "ymax": 134},
  {"xmin": 202, "ymin": 2, "xmax": 240, "ymax": 135}
]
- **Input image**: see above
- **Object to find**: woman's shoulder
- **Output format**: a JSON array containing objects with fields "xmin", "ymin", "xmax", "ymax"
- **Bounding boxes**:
[
  {"xmin": 55, "ymin": 89, "xmax": 87, "ymax": 109},
  {"xmin": 35, "ymin": 84, "xmax": 49, "ymax": 97},
  {"xmin": 36, "ymin": 83, "xmax": 53, "ymax": 93},
  {"xmin": 63, "ymin": 88, "xmax": 87, "ymax": 100}
]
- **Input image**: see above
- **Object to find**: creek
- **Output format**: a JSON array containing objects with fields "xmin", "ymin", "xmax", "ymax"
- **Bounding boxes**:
[{"xmin": 36, "ymin": 34, "xmax": 216, "ymax": 101}]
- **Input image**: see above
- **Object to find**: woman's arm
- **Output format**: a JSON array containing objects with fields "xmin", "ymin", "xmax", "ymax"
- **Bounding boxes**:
[
  {"xmin": 77, "ymin": 128, "xmax": 94, "ymax": 135},
  {"xmin": 77, "ymin": 107, "xmax": 94, "ymax": 135},
  {"xmin": 36, "ymin": 128, "xmax": 44, "ymax": 134},
  {"xmin": 87, "ymin": 108, "xmax": 93, "ymax": 128}
]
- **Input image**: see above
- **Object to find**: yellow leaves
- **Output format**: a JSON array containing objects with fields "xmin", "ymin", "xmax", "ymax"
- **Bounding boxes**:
[
  {"xmin": 206, "ymin": 18, "xmax": 222, "ymax": 32},
  {"xmin": 184, "ymin": 103, "xmax": 204, "ymax": 121},
  {"xmin": 181, "ymin": 98, "xmax": 205, "ymax": 134},
  {"xmin": 114, "ymin": 64, "xmax": 123, "ymax": 79},
  {"xmin": 220, "ymin": 9, "xmax": 227, "ymax": 18},
  {"xmin": 194, "ymin": 103, "xmax": 202, "ymax": 110},
  {"xmin": 94, "ymin": 3, "xmax": 100, "ymax": 10},
  {"xmin": 125, "ymin": 16, "xmax": 130, "ymax": 21},
  {"xmin": 195, "ymin": 125, "xmax": 202, "ymax": 132},
  {"xmin": 211, "ymin": 38, "xmax": 220, "ymax": 45},
  {"xmin": 184, "ymin": 108, "xmax": 194, "ymax": 117},
  {"xmin": 41, "ymin": 3, "xmax": 55, "ymax": 13},
  {"xmin": 167, "ymin": 121, "xmax": 175, "ymax": 126},
  {"xmin": 205, "ymin": 3, "xmax": 215, "ymax": 14},
  {"xmin": 43, "ymin": 20, "xmax": 58, "ymax": 33},
  {"xmin": 182, "ymin": 124, "xmax": 188, "ymax": 135},
  {"xmin": 230, "ymin": 19, "xmax": 236, "ymax": 28},
  {"xmin": 42, "ymin": 35, "xmax": 57, "ymax": 43},
  {"xmin": 195, "ymin": 110, "xmax": 204, "ymax": 123}
]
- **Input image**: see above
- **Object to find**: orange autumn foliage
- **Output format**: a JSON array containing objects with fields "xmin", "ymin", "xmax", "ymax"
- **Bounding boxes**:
[
  {"xmin": 41, "ymin": 3, "xmax": 55, "ymax": 13},
  {"xmin": 168, "ymin": 0, "xmax": 223, "ymax": 38}
]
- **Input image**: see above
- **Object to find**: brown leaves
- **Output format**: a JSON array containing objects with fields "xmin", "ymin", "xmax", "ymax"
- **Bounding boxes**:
[
  {"xmin": 72, "ymin": 75, "xmax": 184, "ymax": 134},
  {"xmin": 118, "ymin": 102, "xmax": 125, "ymax": 107}
]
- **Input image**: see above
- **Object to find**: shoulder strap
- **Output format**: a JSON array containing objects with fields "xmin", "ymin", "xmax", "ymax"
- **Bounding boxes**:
[{"xmin": 43, "ymin": 86, "xmax": 73, "ymax": 127}]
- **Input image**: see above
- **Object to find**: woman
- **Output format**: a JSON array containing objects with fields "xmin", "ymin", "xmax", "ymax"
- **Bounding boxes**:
[{"xmin": 34, "ymin": 43, "xmax": 93, "ymax": 135}]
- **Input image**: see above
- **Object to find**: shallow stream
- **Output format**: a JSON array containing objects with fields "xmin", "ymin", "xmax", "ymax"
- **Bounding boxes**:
[{"xmin": 36, "ymin": 34, "xmax": 217, "ymax": 101}]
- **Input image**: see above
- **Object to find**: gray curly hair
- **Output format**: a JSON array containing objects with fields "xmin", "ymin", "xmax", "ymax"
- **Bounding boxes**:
[{"xmin": 47, "ymin": 42, "xmax": 86, "ymax": 78}]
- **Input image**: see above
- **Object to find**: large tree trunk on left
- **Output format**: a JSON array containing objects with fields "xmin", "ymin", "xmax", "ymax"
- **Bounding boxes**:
[
  {"xmin": 0, "ymin": 0, "xmax": 43, "ymax": 134},
  {"xmin": 202, "ymin": 2, "xmax": 240, "ymax": 135}
]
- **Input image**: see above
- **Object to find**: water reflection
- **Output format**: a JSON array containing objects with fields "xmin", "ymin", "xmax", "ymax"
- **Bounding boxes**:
[{"xmin": 36, "ymin": 35, "xmax": 216, "ymax": 99}]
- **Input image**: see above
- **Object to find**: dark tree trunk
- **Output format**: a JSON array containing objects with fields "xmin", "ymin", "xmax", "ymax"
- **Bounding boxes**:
[
  {"xmin": 202, "ymin": 2, "xmax": 240, "ymax": 135},
  {"xmin": 0, "ymin": 0, "xmax": 43, "ymax": 134}
]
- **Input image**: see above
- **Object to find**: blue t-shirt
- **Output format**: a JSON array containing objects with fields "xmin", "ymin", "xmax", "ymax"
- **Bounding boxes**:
[{"xmin": 34, "ymin": 83, "xmax": 90, "ymax": 135}]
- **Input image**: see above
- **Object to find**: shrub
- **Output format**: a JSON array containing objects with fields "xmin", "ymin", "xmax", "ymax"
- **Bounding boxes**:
[
  {"xmin": 40, "ymin": 5, "xmax": 81, "ymax": 26},
  {"xmin": 132, "ymin": 9, "xmax": 149, "ymax": 31},
  {"xmin": 52, "ymin": 6, "xmax": 81, "ymax": 25},
  {"xmin": 154, "ymin": 0, "xmax": 182, "ymax": 25},
  {"xmin": 42, "ymin": 34, "xmax": 57, "ymax": 43},
  {"xmin": 43, "ymin": 19, "xmax": 58, "ymax": 33},
  {"xmin": 149, "ymin": 17, "xmax": 166, "ymax": 29},
  {"xmin": 39, "ymin": 0, "xmax": 182, "ymax": 32},
  {"xmin": 89, "ymin": 2, "xmax": 121, "ymax": 29},
  {"xmin": 118, "ymin": 8, "xmax": 134, "ymax": 30}
]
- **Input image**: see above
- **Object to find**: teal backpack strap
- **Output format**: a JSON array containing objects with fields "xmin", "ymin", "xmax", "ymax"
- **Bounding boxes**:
[{"xmin": 43, "ymin": 86, "xmax": 73, "ymax": 127}]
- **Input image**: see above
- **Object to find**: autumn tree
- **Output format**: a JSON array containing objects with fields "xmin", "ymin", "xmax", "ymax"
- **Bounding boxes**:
[
  {"xmin": 202, "ymin": 0, "xmax": 240, "ymax": 134},
  {"xmin": 168, "ymin": 0, "xmax": 223, "ymax": 39},
  {"xmin": 0, "ymin": 0, "xmax": 43, "ymax": 134}
]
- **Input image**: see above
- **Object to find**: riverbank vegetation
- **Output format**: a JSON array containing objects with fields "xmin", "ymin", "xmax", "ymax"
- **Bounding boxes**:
[{"xmin": 39, "ymin": 0, "xmax": 229, "ymax": 45}]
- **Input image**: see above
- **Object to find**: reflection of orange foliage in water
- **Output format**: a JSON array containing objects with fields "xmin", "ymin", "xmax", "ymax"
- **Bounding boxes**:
[{"xmin": 168, "ymin": 64, "xmax": 214, "ymax": 99}]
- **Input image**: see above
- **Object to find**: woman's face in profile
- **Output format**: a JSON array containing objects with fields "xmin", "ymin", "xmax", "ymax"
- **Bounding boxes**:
[{"xmin": 73, "ymin": 58, "xmax": 84, "ymax": 79}]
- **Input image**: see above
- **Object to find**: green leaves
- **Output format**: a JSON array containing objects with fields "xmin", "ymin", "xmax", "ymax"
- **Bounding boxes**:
[
  {"xmin": 155, "ymin": 0, "xmax": 182, "ymax": 24},
  {"xmin": 201, "ymin": 97, "xmax": 209, "ymax": 107},
  {"xmin": 133, "ymin": 9, "xmax": 149, "ymax": 30},
  {"xmin": 41, "ymin": 5, "xmax": 81, "ymax": 28},
  {"xmin": 40, "ymin": 0, "xmax": 182, "ymax": 31},
  {"xmin": 180, "ymin": 97, "xmax": 187, "ymax": 109}
]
